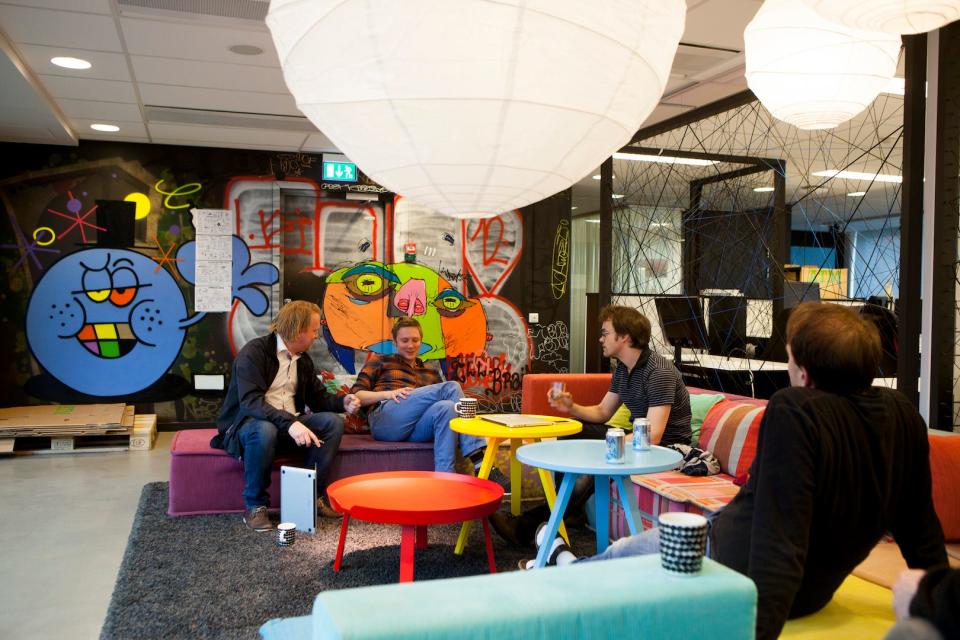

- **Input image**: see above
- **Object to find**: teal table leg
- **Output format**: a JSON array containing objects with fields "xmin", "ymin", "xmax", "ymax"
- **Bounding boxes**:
[
  {"xmin": 535, "ymin": 472, "xmax": 577, "ymax": 568},
  {"xmin": 613, "ymin": 475, "xmax": 640, "ymax": 535},
  {"xmin": 594, "ymin": 475, "xmax": 610, "ymax": 554}
]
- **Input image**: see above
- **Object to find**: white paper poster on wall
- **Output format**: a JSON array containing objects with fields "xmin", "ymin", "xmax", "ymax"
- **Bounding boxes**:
[{"xmin": 191, "ymin": 208, "xmax": 233, "ymax": 312}]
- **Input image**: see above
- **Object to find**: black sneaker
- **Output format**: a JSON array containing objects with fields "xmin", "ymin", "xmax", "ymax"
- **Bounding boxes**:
[
  {"xmin": 485, "ymin": 467, "xmax": 512, "ymax": 495},
  {"xmin": 317, "ymin": 495, "xmax": 341, "ymax": 519},
  {"xmin": 243, "ymin": 506, "xmax": 274, "ymax": 532}
]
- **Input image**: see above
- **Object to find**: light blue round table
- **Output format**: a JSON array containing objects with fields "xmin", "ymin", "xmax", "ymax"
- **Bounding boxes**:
[{"xmin": 517, "ymin": 440, "xmax": 682, "ymax": 568}]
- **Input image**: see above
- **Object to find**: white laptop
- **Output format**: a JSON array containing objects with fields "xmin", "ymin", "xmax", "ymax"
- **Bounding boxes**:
[{"xmin": 480, "ymin": 414, "xmax": 566, "ymax": 428}]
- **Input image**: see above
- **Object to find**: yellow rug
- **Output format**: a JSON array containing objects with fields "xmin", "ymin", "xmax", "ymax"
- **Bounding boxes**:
[{"xmin": 780, "ymin": 575, "xmax": 894, "ymax": 639}]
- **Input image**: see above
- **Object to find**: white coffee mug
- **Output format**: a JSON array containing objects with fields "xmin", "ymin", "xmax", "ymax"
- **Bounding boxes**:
[{"xmin": 454, "ymin": 397, "xmax": 478, "ymax": 418}]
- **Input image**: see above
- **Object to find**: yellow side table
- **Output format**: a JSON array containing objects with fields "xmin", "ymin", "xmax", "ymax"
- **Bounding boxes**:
[{"xmin": 450, "ymin": 415, "xmax": 581, "ymax": 554}]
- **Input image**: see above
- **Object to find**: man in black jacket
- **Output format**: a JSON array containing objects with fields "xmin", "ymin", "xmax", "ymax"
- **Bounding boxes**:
[
  {"xmin": 212, "ymin": 300, "xmax": 359, "ymax": 531},
  {"xmin": 539, "ymin": 303, "xmax": 947, "ymax": 639}
]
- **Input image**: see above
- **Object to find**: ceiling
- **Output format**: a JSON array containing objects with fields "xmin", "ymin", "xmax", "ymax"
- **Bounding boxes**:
[
  {"xmin": 1, "ymin": 0, "xmax": 905, "ymax": 228},
  {"xmin": 0, "ymin": 0, "xmax": 760, "ymax": 151}
]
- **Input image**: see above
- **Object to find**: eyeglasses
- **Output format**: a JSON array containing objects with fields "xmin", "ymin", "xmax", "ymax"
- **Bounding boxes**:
[{"xmin": 599, "ymin": 330, "xmax": 611, "ymax": 338}]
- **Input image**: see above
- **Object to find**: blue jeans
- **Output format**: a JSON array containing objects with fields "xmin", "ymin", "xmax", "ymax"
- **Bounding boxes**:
[
  {"xmin": 368, "ymin": 381, "xmax": 486, "ymax": 472},
  {"xmin": 578, "ymin": 514, "xmax": 717, "ymax": 562},
  {"xmin": 237, "ymin": 412, "xmax": 344, "ymax": 510}
]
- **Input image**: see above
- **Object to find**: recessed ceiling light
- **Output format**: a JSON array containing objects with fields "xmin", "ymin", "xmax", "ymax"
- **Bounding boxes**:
[
  {"xmin": 591, "ymin": 174, "xmax": 615, "ymax": 180},
  {"xmin": 51, "ymin": 56, "xmax": 91, "ymax": 70},
  {"xmin": 812, "ymin": 169, "xmax": 902, "ymax": 183},
  {"xmin": 613, "ymin": 152, "xmax": 716, "ymax": 167},
  {"xmin": 753, "ymin": 186, "xmax": 775, "ymax": 192},
  {"xmin": 585, "ymin": 219, "xmax": 600, "ymax": 224},
  {"xmin": 612, "ymin": 194, "xmax": 625, "ymax": 199},
  {"xmin": 229, "ymin": 44, "xmax": 264, "ymax": 56},
  {"xmin": 847, "ymin": 191, "xmax": 867, "ymax": 197},
  {"xmin": 91, "ymin": 123, "xmax": 120, "ymax": 132},
  {"xmin": 571, "ymin": 206, "xmax": 578, "ymax": 211}
]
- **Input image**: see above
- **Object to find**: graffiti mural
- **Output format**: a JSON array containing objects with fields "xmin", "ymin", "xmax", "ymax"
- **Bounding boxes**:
[
  {"xmin": 25, "ymin": 236, "xmax": 278, "ymax": 396},
  {"xmin": 0, "ymin": 140, "xmax": 569, "ymax": 414},
  {"xmin": 322, "ymin": 260, "xmax": 486, "ymax": 373}
]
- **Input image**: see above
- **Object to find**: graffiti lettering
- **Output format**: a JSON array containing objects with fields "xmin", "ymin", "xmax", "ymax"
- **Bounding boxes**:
[
  {"xmin": 551, "ymin": 219, "xmax": 570, "ymax": 300},
  {"xmin": 154, "ymin": 180, "xmax": 203, "ymax": 210},
  {"xmin": 469, "ymin": 217, "xmax": 509, "ymax": 266},
  {"xmin": 245, "ymin": 208, "xmax": 313, "ymax": 255},
  {"xmin": 448, "ymin": 352, "xmax": 524, "ymax": 395},
  {"xmin": 270, "ymin": 152, "xmax": 317, "ymax": 178},
  {"xmin": 435, "ymin": 259, "xmax": 465, "ymax": 283}
]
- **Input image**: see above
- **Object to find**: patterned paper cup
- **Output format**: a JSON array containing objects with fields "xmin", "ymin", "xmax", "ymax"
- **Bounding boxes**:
[{"xmin": 658, "ymin": 512, "xmax": 708, "ymax": 575}]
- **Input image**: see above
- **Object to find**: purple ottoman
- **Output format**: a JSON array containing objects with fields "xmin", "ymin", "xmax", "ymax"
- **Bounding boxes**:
[{"xmin": 167, "ymin": 429, "xmax": 435, "ymax": 516}]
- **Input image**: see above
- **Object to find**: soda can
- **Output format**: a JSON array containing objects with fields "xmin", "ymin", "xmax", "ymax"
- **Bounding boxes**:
[
  {"xmin": 605, "ymin": 428, "xmax": 626, "ymax": 464},
  {"xmin": 633, "ymin": 418, "xmax": 651, "ymax": 452},
  {"xmin": 551, "ymin": 381, "xmax": 565, "ymax": 400}
]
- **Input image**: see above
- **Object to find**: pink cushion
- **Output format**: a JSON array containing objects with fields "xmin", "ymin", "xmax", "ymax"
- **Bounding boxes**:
[{"xmin": 698, "ymin": 400, "xmax": 765, "ymax": 477}]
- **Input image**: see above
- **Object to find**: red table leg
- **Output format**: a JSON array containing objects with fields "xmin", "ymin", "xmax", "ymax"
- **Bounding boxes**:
[
  {"xmin": 481, "ymin": 517, "xmax": 497, "ymax": 574},
  {"xmin": 400, "ymin": 525, "xmax": 415, "ymax": 582},
  {"xmin": 415, "ymin": 525, "xmax": 428, "ymax": 549},
  {"xmin": 333, "ymin": 514, "xmax": 351, "ymax": 572}
]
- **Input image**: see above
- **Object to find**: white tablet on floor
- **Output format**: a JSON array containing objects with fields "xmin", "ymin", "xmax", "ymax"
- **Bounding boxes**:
[{"xmin": 280, "ymin": 466, "xmax": 316, "ymax": 534}]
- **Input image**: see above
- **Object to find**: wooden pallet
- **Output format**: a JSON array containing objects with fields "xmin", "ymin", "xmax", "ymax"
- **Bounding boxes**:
[{"xmin": 0, "ymin": 414, "xmax": 157, "ymax": 455}]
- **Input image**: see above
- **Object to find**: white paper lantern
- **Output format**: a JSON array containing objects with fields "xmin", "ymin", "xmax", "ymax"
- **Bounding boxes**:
[
  {"xmin": 801, "ymin": 0, "xmax": 960, "ymax": 35},
  {"xmin": 266, "ymin": 0, "xmax": 685, "ymax": 219},
  {"xmin": 744, "ymin": 0, "xmax": 901, "ymax": 130}
]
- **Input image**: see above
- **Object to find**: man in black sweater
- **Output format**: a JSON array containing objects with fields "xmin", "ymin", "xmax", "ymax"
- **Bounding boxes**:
[
  {"xmin": 213, "ymin": 300, "xmax": 360, "ymax": 531},
  {"xmin": 561, "ymin": 302, "xmax": 948, "ymax": 639}
]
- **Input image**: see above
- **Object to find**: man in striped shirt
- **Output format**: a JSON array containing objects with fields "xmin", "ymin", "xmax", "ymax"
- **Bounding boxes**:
[{"xmin": 351, "ymin": 316, "xmax": 508, "ymax": 486}]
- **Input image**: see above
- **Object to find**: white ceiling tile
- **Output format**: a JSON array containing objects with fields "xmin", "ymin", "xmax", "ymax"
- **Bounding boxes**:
[
  {"xmin": 119, "ymin": 16, "xmax": 280, "ymax": 66},
  {"xmin": 147, "ymin": 122, "xmax": 305, "ymax": 147},
  {"xmin": 151, "ymin": 138, "xmax": 303, "ymax": 152},
  {"xmin": 138, "ymin": 83, "xmax": 300, "ymax": 116},
  {"xmin": 78, "ymin": 133, "xmax": 150, "ymax": 144},
  {"xmin": 682, "ymin": 0, "xmax": 761, "ymax": 52},
  {"xmin": 18, "ymin": 44, "xmax": 131, "ymax": 81},
  {"xmin": 1, "ymin": 0, "xmax": 112, "ymax": 13},
  {"xmin": 0, "ymin": 5, "xmax": 123, "ymax": 51},
  {"xmin": 41, "ymin": 74, "xmax": 138, "ymax": 103},
  {"xmin": 301, "ymin": 132, "xmax": 339, "ymax": 153},
  {"xmin": 130, "ymin": 55, "xmax": 288, "ymax": 93},
  {"xmin": 57, "ymin": 98, "xmax": 143, "ymax": 122},
  {"xmin": 71, "ymin": 117, "xmax": 149, "ymax": 138}
]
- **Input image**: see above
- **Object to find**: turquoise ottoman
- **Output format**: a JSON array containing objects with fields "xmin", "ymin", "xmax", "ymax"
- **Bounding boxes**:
[{"xmin": 260, "ymin": 555, "xmax": 756, "ymax": 639}]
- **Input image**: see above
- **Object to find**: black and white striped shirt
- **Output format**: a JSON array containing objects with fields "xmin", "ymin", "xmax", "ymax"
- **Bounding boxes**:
[{"xmin": 609, "ymin": 349, "xmax": 692, "ymax": 446}]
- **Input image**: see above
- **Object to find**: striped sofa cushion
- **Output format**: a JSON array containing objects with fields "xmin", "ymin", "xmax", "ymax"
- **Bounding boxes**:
[{"xmin": 698, "ymin": 399, "xmax": 765, "ymax": 478}]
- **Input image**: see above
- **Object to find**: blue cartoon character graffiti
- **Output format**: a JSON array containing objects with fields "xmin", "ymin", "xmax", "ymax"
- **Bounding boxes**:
[{"xmin": 26, "ymin": 236, "xmax": 278, "ymax": 396}]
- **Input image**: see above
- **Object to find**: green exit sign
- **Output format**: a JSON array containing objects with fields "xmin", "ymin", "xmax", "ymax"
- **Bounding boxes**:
[{"xmin": 322, "ymin": 160, "xmax": 358, "ymax": 182}]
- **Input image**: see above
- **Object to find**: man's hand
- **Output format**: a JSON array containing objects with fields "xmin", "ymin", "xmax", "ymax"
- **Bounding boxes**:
[
  {"xmin": 390, "ymin": 387, "xmax": 413, "ymax": 403},
  {"xmin": 343, "ymin": 393, "xmax": 361, "ymax": 414},
  {"xmin": 893, "ymin": 569, "xmax": 926, "ymax": 620},
  {"xmin": 289, "ymin": 421, "xmax": 323, "ymax": 447},
  {"xmin": 547, "ymin": 389, "xmax": 574, "ymax": 413}
]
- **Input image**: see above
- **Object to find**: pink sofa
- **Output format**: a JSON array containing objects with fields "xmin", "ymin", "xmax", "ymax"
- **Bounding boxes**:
[{"xmin": 167, "ymin": 430, "xmax": 434, "ymax": 516}]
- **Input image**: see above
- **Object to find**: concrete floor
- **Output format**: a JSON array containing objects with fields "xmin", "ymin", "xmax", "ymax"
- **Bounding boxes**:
[{"xmin": 0, "ymin": 432, "xmax": 173, "ymax": 640}]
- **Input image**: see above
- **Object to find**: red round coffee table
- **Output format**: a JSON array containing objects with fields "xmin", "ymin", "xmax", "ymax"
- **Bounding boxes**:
[{"xmin": 326, "ymin": 471, "xmax": 504, "ymax": 582}]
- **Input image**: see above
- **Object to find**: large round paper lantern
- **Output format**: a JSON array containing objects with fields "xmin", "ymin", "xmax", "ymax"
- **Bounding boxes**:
[
  {"xmin": 266, "ymin": 0, "xmax": 685, "ymax": 219},
  {"xmin": 744, "ymin": 0, "xmax": 901, "ymax": 130},
  {"xmin": 801, "ymin": 0, "xmax": 960, "ymax": 35}
]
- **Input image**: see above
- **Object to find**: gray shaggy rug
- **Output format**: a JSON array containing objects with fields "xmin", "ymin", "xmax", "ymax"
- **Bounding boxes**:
[{"xmin": 101, "ymin": 482, "xmax": 596, "ymax": 639}]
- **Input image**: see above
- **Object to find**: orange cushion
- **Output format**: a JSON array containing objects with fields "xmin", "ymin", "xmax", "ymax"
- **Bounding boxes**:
[{"xmin": 929, "ymin": 433, "xmax": 960, "ymax": 541}]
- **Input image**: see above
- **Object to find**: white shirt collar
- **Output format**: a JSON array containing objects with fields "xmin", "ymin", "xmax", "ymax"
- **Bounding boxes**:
[{"xmin": 276, "ymin": 335, "xmax": 300, "ymax": 360}]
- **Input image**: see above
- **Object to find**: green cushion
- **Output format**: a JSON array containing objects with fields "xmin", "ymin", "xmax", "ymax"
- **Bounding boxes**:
[
  {"xmin": 690, "ymin": 392, "xmax": 726, "ymax": 445},
  {"xmin": 605, "ymin": 403, "xmax": 633, "ymax": 430}
]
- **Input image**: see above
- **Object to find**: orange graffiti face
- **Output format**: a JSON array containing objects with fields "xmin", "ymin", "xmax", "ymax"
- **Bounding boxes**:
[{"xmin": 323, "ymin": 261, "xmax": 486, "ymax": 361}]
